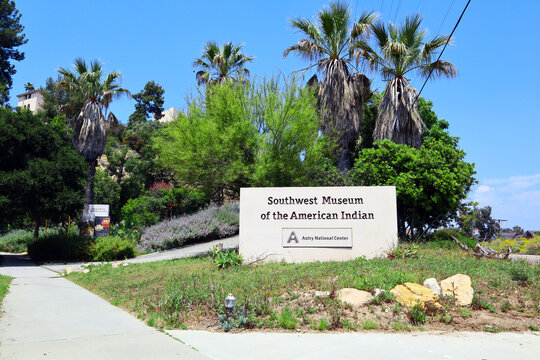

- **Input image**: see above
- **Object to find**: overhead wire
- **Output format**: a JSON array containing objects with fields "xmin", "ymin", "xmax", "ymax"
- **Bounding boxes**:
[
  {"xmin": 437, "ymin": 0, "xmax": 456, "ymax": 34},
  {"xmin": 411, "ymin": 0, "xmax": 472, "ymax": 108}
]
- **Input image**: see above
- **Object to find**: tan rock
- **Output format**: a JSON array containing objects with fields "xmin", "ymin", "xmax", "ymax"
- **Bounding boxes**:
[
  {"xmin": 337, "ymin": 288, "xmax": 373, "ymax": 307},
  {"xmin": 440, "ymin": 274, "xmax": 474, "ymax": 306},
  {"xmin": 390, "ymin": 283, "xmax": 443, "ymax": 314}
]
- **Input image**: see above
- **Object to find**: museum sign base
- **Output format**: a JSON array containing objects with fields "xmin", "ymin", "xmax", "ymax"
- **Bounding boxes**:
[{"xmin": 239, "ymin": 186, "xmax": 398, "ymax": 263}]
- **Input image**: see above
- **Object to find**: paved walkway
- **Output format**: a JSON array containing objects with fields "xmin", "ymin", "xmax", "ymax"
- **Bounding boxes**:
[{"xmin": 0, "ymin": 254, "xmax": 209, "ymax": 360}]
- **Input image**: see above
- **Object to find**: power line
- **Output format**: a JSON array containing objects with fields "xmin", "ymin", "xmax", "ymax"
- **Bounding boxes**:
[
  {"xmin": 437, "ymin": 0, "xmax": 456, "ymax": 34},
  {"xmin": 393, "ymin": 0, "xmax": 401, "ymax": 23},
  {"xmin": 412, "ymin": 0, "xmax": 471, "ymax": 108},
  {"xmin": 380, "ymin": 0, "xmax": 384, "ymax": 12}
]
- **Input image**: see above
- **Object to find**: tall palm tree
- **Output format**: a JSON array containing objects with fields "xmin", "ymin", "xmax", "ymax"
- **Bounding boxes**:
[
  {"xmin": 356, "ymin": 14, "xmax": 456, "ymax": 148},
  {"xmin": 284, "ymin": 1, "xmax": 376, "ymax": 171},
  {"xmin": 58, "ymin": 58, "xmax": 129, "ymax": 226},
  {"xmin": 24, "ymin": 82, "xmax": 34, "ymax": 91},
  {"xmin": 193, "ymin": 41, "xmax": 254, "ymax": 85}
]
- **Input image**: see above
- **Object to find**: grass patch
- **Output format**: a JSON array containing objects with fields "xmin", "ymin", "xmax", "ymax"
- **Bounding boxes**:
[
  {"xmin": 0, "ymin": 274, "xmax": 11, "ymax": 305},
  {"xmin": 362, "ymin": 319, "xmax": 378, "ymax": 330},
  {"xmin": 67, "ymin": 243, "xmax": 540, "ymax": 331}
]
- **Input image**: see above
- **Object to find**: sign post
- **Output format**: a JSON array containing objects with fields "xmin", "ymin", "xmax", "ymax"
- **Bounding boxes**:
[{"xmin": 90, "ymin": 204, "xmax": 110, "ymax": 238}]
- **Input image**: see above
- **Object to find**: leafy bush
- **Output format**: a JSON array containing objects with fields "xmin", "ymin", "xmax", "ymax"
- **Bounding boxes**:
[
  {"xmin": 28, "ymin": 229, "xmax": 89, "ymax": 263},
  {"xmin": 214, "ymin": 250, "xmax": 243, "ymax": 269},
  {"xmin": 0, "ymin": 229, "xmax": 34, "ymax": 253},
  {"xmin": 278, "ymin": 307, "xmax": 298, "ymax": 329},
  {"xmin": 86, "ymin": 236, "xmax": 137, "ymax": 262},
  {"xmin": 484, "ymin": 236, "xmax": 540, "ymax": 255},
  {"xmin": 409, "ymin": 301, "xmax": 426, "ymax": 325},
  {"xmin": 139, "ymin": 205, "xmax": 239, "ymax": 253},
  {"xmin": 429, "ymin": 228, "xmax": 477, "ymax": 249},
  {"xmin": 121, "ymin": 188, "xmax": 209, "ymax": 228}
]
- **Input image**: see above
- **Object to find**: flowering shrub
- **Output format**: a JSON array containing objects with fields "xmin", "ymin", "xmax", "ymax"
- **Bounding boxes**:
[
  {"xmin": 86, "ymin": 236, "xmax": 137, "ymax": 261},
  {"xmin": 139, "ymin": 204, "xmax": 239, "ymax": 253},
  {"xmin": 149, "ymin": 181, "xmax": 172, "ymax": 195},
  {"xmin": 483, "ymin": 236, "xmax": 540, "ymax": 255}
]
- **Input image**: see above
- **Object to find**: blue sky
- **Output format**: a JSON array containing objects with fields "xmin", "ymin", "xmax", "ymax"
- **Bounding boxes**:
[{"xmin": 10, "ymin": 0, "xmax": 540, "ymax": 230}]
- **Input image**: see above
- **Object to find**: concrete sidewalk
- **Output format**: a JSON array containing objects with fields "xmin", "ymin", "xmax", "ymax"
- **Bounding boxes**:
[
  {"xmin": 169, "ymin": 330, "xmax": 540, "ymax": 360},
  {"xmin": 0, "ymin": 254, "xmax": 210, "ymax": 360}
]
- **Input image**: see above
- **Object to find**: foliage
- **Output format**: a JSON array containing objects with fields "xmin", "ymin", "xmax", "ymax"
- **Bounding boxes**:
[
  {"xmin": 86, "ymin": 235, "xmax": 137, "ymax": 262},
  {"xmin": 39, "ymin": 76, "xmax": 86, "ymax": 121},
  {"xmin": 193, "ymin": 41, "xmax": 254, "ymax": 85},
  {"xmin": 362, "ymin": 319, "xmax": 379, "ymax": 330},
  {"xmin": 430, "ymin": 228, "xmax": 477, "ymax": 249},
  {"xmin": 27, "ymin": 229, "xmax": 90, "ymax": 263},
  {"xmin": 69, "ymin": 243, "xmax": 540, "ymax": 331},
  {"xmin": 94, "ymin": 170, "xmax": 121, "ymax": 222},
  {"xmin": 457, "ymin": 205, "xmax": 500, "ymax": 241},
  {"xmin": 0, "ymin": 110, "xmax": 87, "ymax": 234},
  {"xmin": 128, "ymin": 81, "xmax": 165, "ymax": 125},
  {"xmin": 214, "ymin": 250, "xmax": 243, "ymax": 269},
  {"xmin": 154, "ymin": 83, "xmax": 257, "ymax": 203},
  {"xmin": 409, "ymin": 301, "xmax": 426, "ymax": 325},
  {"xmin": 484, "ymin": 236, "xmax": 540, "ymax": 255},
  {"xmin": 0, "ymin": 274, "xmax": 11, "ymax": 304},
  {"xmin": 351, "ymin": 117, "xmax": 476, "ymax": 238},
  {"xmin": 121, "ymin": 187, "xmax": 209, "ymax": 228},
  {"xmin": 357, "ymin": 14, "xmax": 456, "ymax": 148},
  {"xmin": 284, "ymin": 1, "xmax": 375, "ymax": 170},
  {"xmin": 139, "ymin": 205, "xmax": 239, "ymax": 253},
  {"xmin": 390, "ymin": 244, "xmax": 419, "ymax": 259},
  {"xmin": 0, "ymin": 0, "xmax": 27, "ymax": 104},
  {"xmin": 278, "ymin": 307, "xmax": 298, "ymax": 329},
  {"xmin": 0, "ymin": 229, "xmax": 34, "ymax": 253}
]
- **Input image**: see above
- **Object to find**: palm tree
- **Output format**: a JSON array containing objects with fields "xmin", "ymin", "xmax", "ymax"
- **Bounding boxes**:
[
  {"xmin": 58, "ymin": 58, "xmax": 129, "ymax": 226},
  {"xmin": 356, "ymin": 14, "xmax": 456, "ymax": 148},
  {"xmin": 284, "ymin": 1, "xmax": 376, "ymax": 171},
  {"xmin": 193, "ymin": 41, "xmax": 254, "ymax": 85},
  {"xmin": 24, "ymin": 82, "xmax": 34, "ymax": 92}
]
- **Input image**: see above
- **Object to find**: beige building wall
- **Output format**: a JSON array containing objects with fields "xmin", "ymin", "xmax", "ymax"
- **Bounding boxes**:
[{"xmin": 17, "ymin": 90, "xmax": 44, "ymax": 114}]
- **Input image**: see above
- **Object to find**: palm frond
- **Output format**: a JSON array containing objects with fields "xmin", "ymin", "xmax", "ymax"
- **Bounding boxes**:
[
  {"xmin": 351, "ymin": 10, "xmax": 378, "ymax": 39},
  {"xmin": 419, "ymin": 60, "xmax": 457, "ymax": 79}
]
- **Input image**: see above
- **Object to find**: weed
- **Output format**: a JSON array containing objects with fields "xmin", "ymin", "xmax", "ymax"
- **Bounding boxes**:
[
  {"xmin": 472, "ymin": 294, "xmax": 497, "ymax": 313},
  {"xmin": 509, "ymin": 267, "xmax": 529, "ymax": 286},
  {"xmin": 312, "ymin": 319, "xmax": 329, "ymax": 331},
  {"xmin": 372, "ymin": 291, "xmax": 395, "ymax": 305},
  {"xmin": 362, "ymin": 319, "xmax": 378, "ymax": 330},
  {"xmin": 459, "ymin": 308, "xmax": 473, "ymax": 318},
  {"xmin": 278, "ymin": 307, "xmax": 298, "ymax": 329},
  {"xmin": 501, "ymin": 300, "xmax": 512, "ymax": 313},
  {"xmin": 390, "ymin": 244, "xmax": 419, "ymax": 259},
  {"xmin": 392, "ymin": 321, "xmax": 411, "ymax": 331},
  {"xmin": 214, "ymin": 250, "xmax": 242, "ymax": 269},
  {"xmin": 440, "ymin": 312, "xmax": 452, "ymax": 324},
  {"xmin": 308, "ymin": 307, "xmax": 317, "ymax": 314},
  {"xmin": 409, "ymin": 301, "xmax": 426, "ymax": 325},
  {"xmin": 483, "ymin": 325, "xmax": 500, "ymax": 333},
  {"xmin": 392, "ymin": 303, "xmax": 403, "ymax": 314},
  {"xmin": 528, "ymin": 324, "xmax": 539, "ymax": 331}
]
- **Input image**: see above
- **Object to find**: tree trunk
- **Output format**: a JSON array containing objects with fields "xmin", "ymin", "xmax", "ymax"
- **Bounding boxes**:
[
  {"xmin": 317, "ymin": 63, "xmax": 370, "ymax": 172},
  {"xmin": 80, "ymin": 158, "xmax": 97, "ymax": 237},
  {"xmin": 33, "ymin": 216, "xmax": 40, "ymax": 238}
]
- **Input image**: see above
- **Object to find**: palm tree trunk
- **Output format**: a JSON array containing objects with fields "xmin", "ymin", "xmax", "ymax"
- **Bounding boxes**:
[{"xmin": 80, "ymin": 158, "xmax": 97, "ymax": 237}]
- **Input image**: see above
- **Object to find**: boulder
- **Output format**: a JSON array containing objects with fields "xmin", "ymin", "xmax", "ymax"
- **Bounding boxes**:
[
  {"xmin": 423, "ymin": 278, "xmax": 441, "ymax": 296},
  {"xmin": 337, "ymin": 288, "xmax": 373, "ymax": 307},
  {"xmin": 390, "ymin": 282, "xmax": 443, "ymax": 314},
  {"xmin": 440, "ymin": 274, "xmax": 474, "ymax": 306}
]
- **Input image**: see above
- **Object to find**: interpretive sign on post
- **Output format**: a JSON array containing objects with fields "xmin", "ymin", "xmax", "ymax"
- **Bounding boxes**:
[
  {"xmin": 90, "ymin": 204, "xmax": 110, "ymax": 238},
  {"xmin": 239, "ymin": 186, "xmax": 398, "ymax": 263}
]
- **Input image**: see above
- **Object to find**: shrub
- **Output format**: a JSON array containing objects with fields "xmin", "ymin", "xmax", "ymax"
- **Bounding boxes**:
[
  {"xmin": 214, "ymin": 250, "xmax": 242, "ymax": 269},
  {"xmin": 28, "ymin": 229, "xmax": 89, "ymax": 263},
  {"xmin": 409, "ymin": 301, "xmax": 426, "ymax": 325},
  {"xmin": 484, "ymin": 236, "xmax": 540, "ymax": 255},
  {"xmin": 86, "ymin": 236, "xmax": 137, "ymax": 262},
  {"xmin": 278, "ymin": 307, "xmax": 298, "ymax": 329},
  {"xmin": 139, "ymin": 205, "xmax": 239, "ymax": 253},
  {"xmin": 430, "ymin": 229, "xmax": 477, "ymax": 249},
  {"xmin": 0, "ymin": 229, "xmax": 34, "ymax": 253},
  {"xmin": 121, "ymin": 196, "xmax": 162, "ymax": 228}
]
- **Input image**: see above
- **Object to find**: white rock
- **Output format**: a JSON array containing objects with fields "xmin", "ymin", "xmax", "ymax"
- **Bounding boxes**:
[
  {"xmin": 82, "ymin": 269, "xmax": 90, "ymax": 274},
  {"xmin": 314, "ymin": 291, "xmax": 330, "ymax": 298},
  {"xmin": 112, "ymin": 262, "xmax": 119, "ymax": 268},
  {"xmin": 122, "ymin": 263, "xmax": 129, "ymax": 267},
  {"xmin": 423, "ymin": 278, "xmax": 441, "ymax": 296},
  {"xmin": 337, "ymin": 288, "xmax": 373, "ymax": 307},
  {"xmin": 374, "ymin": 288, "xmax": 385, "ymax": 297}
]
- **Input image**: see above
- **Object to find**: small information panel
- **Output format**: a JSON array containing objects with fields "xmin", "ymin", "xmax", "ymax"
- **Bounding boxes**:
[
  {"xmin": 282, "ymin": 228, "xmax": 353, "ymax": 248},
  {"xmin": 239, "ymin": 186, "xmax": 398, "ymax": 263}
]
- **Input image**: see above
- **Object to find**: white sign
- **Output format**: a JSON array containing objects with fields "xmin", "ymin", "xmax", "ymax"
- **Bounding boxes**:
[
  {"xmin": 89, "ymin": 204, "xmax": 109, "ymax": 217},
  {"xmin": 239, "ymin": 186, "xmax": 398, "ymax": 263}
]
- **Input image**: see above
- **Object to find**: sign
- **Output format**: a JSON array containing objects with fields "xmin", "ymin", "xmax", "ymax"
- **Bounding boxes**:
[
  {"xmin": 239, "ymin": 186, "xmax": 398, "ymax": 263},
  {"xmin": 90, "ymin": 204, "xmax": 109, "ymax": 217},
  {"xmin": 94, "ymin": 217, "xmax": 111, "ymax": 238}
]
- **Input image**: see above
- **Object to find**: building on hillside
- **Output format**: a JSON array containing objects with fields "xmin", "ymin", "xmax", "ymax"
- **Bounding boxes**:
[
  {"xmin": 498, "ymin": 232, "xmax": 519, "ymax": 240},
  {"xmin": 17, "ymin": 90, "xmax": 44, "ymax": 114},
  {"xmin": 523, "ymin": 230, "xmax": 538, "ymax": 239},
  {"xmin": 154, "ymin": 107, "xmax": 180, "ymax": 123}
]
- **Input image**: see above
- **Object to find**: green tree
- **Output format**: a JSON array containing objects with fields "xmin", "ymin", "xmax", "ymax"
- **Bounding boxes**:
[
  {"xmin": 154, "ymin": 83, "xmax": 258, "ymax": 204},
  {"xmin": 193, "ymin": 41, "xmax": 254, "ymax": 85},
  {"xmin": 0, "ymin": 0, "xmax": 27, "ymax": 104},
  {"xmin": 0, "ymin": 110, "xmax": 86, "ymax": 236},
  {"xmin": 457, "ymin": 205, "xmax": 500, "ymax": 241},
  {"xmin": 128, "ymin": 81, "xmax": 165, "ymax": 126},
  {"xmin": 284, "ymin": 1, "xmax": 376, "ymax": 170},
  {"xmin": 351, "ymin": 105, "xmax": 475, "ymax": 239},
  {"xmin": 24, "ymin": 82, "xmax": 34, "ymax": 91},
  {"xmin": 58, "ymin": 58, "xmax": 129, "ymax": 228},
  {"xmin": 39, "ymin": 76, "xmax": 85, "ymax": 121},
  {"xmin": 356, "ymin": 14, "xmax": 456, "ymax": 148},
  {"xmin": 94, "ymin": 170, "xmax": 121, "ymax": 222}
]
